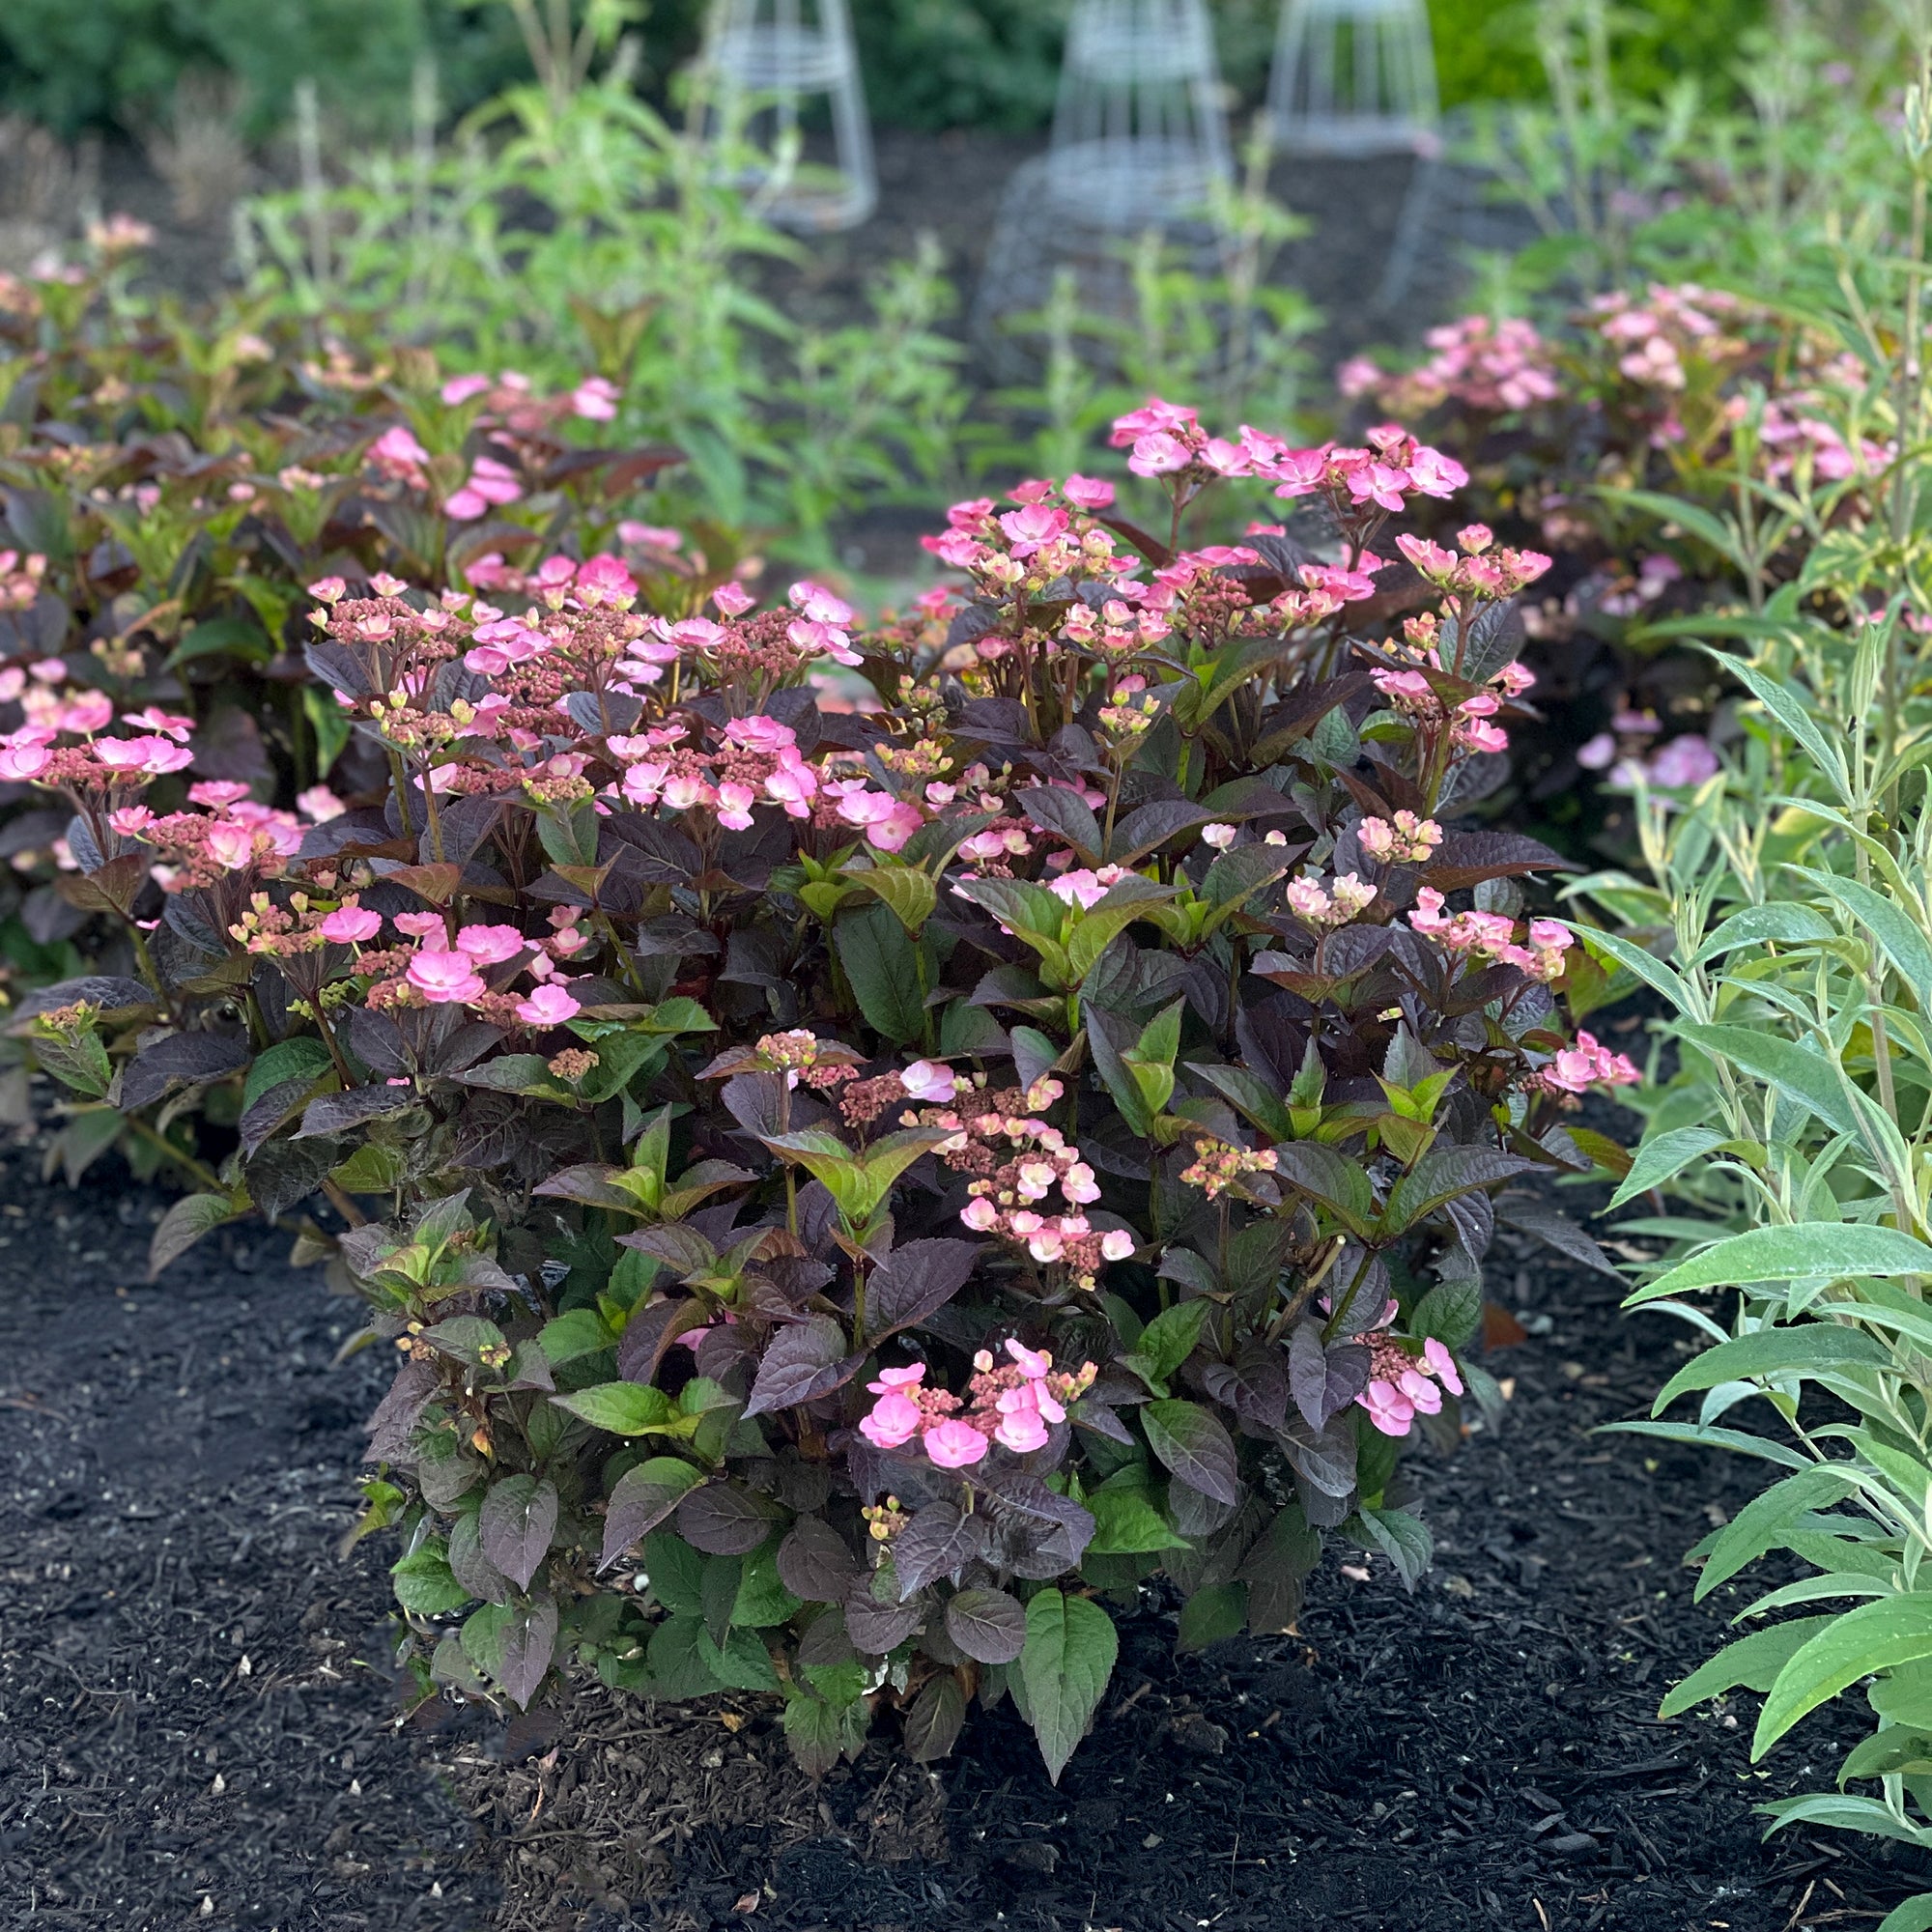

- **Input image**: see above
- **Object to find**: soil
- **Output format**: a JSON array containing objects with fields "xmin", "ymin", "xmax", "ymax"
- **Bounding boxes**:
[{"xmin": 4, "ymin": 1082, "xmax": 1932, "ymax": 1932}]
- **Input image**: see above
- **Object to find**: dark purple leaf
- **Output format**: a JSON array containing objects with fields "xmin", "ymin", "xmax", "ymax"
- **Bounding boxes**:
[
  {"xmin": 776, "ymin": 1516, "xmax": 862, "ymax": 1603},
  {"xmin": 903, "ymin": 1674, "xmax": 967, "ymax": 1762},
  {"xmin": 980, "ymin": 1474, "xmax": 1096, "ymax": 1579},
  {"xmin": 674, "ymin": 1483, "xmax": 786, "ymax": 1555},
  {"xmin": 365, "ymin": 1360, "xmax": 439, "ymax": 1463},
  {"xmin": 599, "ymin": 1459, "xmax": 703, "ymax": 1569},
  {"xmin": 616, "ymin": 1223, "xmax": 719, "ymax": 1276},
  {"xmin": 1240, "ymin": 1506, "xmax": 1321, "ymax": 1633},
  {"xmin": 1495, "ymin": 1192, "xmax": 1620, "ymax": 1276},
  {"xmin": 741, "ymin": 1315, "xmax": 864, "ymax": 1419},
  {"xmin": 296, "ymin": 1085, "xmax": 417, "ymax": 1138},
  {"xmin": 1421, "ymin": 831, "xmax": 1572, "ymax": 894},
  {"xmin": 1143, "ymin": 1400, "xmax": 1240, "ymax": 1506},
  {"xmin": 337, "ymin": 1006, "xmax": 412, "ymax": 1075},
  {"xmin": 243, "ymin": 1135, "xmax": 338, "ymax": 1218},
  {"xmin": 1017, "ymin": 785, "xmax": 1102, "ymax": 860},
  {"xmin": 1202, "ymin": 1340, "xmax": 1289, "ymax": 1431},
  {"xmin": 9, "ymin": 974, "xmax": 156, "ymax": 1025},
  {"xmin": 721, "ymin": 1069, "xmax": 787, "ymax": 1137},
  {"xmin": 496, "ymin": 1593, "xmax": 559, "ymax": 1710},
  {"xmin": 865, "ymin": 1238, "xmax": 981, "ymax": 1340},
  {"xmin": 1110, "ymin": 798, "xmax": 1216, "ymax": 863},
  {"xmin": 479, "ymin": 1476, "xmax": 558, "ymax": 1593},
  {"xmin": 946, "ymin": 1587, "xmax": 1028, "ymax": 1664},
  {"xmin": 844, "ymin": 1576, "xmax": 923, "ymax": 1656},
  {"xmin": 1169, "ymin": 1476, "xmax": 1238, "ymax": 1537},
  {"xmin": 891, "ymin": 1501, "xmax": 988, "ymax": 1599},
  {"xmin": 119, "ymin": 1031, "xmax": 249, "ymax": 1112},
  {"xmin": 796, "ymin": 1605, "xmax": 856, "ymax": 1668},
  {"xmin": 615, "ymin": 1296, "xmax": 709, "ymax": 1383}
]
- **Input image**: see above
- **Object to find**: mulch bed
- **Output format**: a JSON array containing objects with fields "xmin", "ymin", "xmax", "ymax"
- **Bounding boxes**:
[{"xmin": 4, "ymin": 1089, "xmax": 1932, "ymax": 1932}]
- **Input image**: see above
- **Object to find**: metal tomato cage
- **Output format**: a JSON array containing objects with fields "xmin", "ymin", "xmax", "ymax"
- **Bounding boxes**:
[
  {"xmin": 973, "ymin": 0, "xmax": 1233, "ymax": 376},
  {"xmin": 700, "ymin": 0, "xmax": 877, "ymax": 233},
  {"xmin": 1267, "ymin": 0, "xmax": 1440, "ymax": 157}
]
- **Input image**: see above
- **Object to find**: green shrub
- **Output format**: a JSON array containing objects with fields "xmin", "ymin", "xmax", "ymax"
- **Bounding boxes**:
[{"xmin": 0, "ymin": 0, "xmax": 533, "ymax": 140}]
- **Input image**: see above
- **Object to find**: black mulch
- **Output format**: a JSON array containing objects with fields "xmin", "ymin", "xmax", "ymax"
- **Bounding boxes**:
[
  {"xmin": 7, "ymin": 1090, "xmax": 1931, "ymax": 1932},
  {"xmin": 0, "ymin": 1144, "xmax": 494, "ymax": 1931}
]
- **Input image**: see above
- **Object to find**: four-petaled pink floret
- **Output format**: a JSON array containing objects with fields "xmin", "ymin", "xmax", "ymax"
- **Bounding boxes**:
[{"xmin": 407, "ymin": 949, "xmax": 488, "ymax": 1004}]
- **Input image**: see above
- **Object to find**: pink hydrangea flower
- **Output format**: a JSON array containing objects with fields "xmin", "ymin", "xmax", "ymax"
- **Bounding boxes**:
[
  {"xmin": 455, "ymin": 923, "xmax": 526, "ymax": 965},
  {"xmin": 923, "ymin": 1419, "xmax": 990, "ymax": 1468},
  {"xmin": 516, "ymin": 982, "xmax": 581, "ymax": 1027},
  {"xmin": 901, "ymin": 1060, "xmax": 959, "ymax": 1103},
  {"xmin": 320, "ymin": 902, "xmax": 383, "ymax": 945},
  {"xmin": 407, "ymin": 950, "xmax": 487, "ymax": 1004},
  {"xmin": 860, "ymin": 1391, "xmax": 925, "ymax": 1450},
  {"xmin": 1423, "ymin": 1337, "xmax": 1463, "ymax": 1396}
]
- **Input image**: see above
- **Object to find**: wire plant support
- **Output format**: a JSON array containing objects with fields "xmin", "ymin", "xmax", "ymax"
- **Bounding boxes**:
[
  {"xmin": 1043, "ymin": 0, "xmax": 1234, "ymax": 228},
  {"xmin": 1268, "ymin": 0, "xmax": 1441, "ymax": 158},
  {"xmin": 974, "ymin": 0, "xmax": 1234, "ymax": 375},
  {"xmin": 700, "ymin": 0, "xmax": 876, "ymax": 234}
]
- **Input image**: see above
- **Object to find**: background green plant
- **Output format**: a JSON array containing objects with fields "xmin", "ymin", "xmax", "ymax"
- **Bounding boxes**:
[
  {"xmin": 1557, "ymin": 62, "xmax": 1932, "ymax": 1913},
  {"xmin": 0, "ymin": 0, "xmax": 1780, "ymax": 143}
]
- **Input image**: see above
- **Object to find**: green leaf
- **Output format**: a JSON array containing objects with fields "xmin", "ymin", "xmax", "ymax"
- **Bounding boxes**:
[
  {"xmin": 1597, "ymin": 1420, "xmax": 1808, "ymax": 1469},
  {"xmin": 1017, "ymin": 1588, "xmax": 1119, "ymax": 1783},
  {"xmin": 1692, "ymin": 902, "xmax": 1836, "ymax": 964},
  {"xmin": 1123, "ymin": 1297, "xmax": 1210, "ymax": 1394},
  {"xmin": 1177, "ymin": 1581, "xmax": 1248, "ymax": 1652},
  {"xmin": 1674, "ymin": 1024, "xmax": 1858, "ymax": 1137},
  {"xmin": 1692, "ymin": 1464, "xmax": 1860, "ymax": 1600},
  {"xmin": 392, "ymin": 1540, "xmax": 471, "ymax": 1616},
  {"xmin": 1877, "ymin": 1894, "xmax": 1932, "ymax": 1932},
  {"xmin": 696, "ymin": 1625, "xmax": 781, "ymax": 1693},
  {"xmin": 1793, "ymin": 867, "xmax": 1932, "ymax": 993},
  {"xmin": 1065, "ymin": 878, "xmax": 1177, "ymax": 983},
  {"xmin": 551, "ymin": 1381, "xmax": 678, "ymax": 1435},
  {"xmin": 539, "ymin": 1307, "xmax": 615, "ymax": 1367},
  {"xmin": 646, "ymin": 1613, "xmax": 725, "ymax": 1699},
  {"xmin": 1085, "ymin": 1466, "xmax": 1190, "ymax": 1554},
  {"xmin": 1597, "ymin": 487, "xmax": 1749, "ymax": 573},
  {"xmin": 642, "ymin": 1530, "xmax": 706, "ymax": 1614},
  {"xmin": 243, "ymin": 1036, "xmax": 333, "ymax": 1111},
  {"xmin": 1653, "ymin": 1326, "xmax": 1891, "ymax": 1411},
  {"xmin": 149, "ymin": 1192, "xmax": 241, "ymax": 1279},
  {"xmin": 835, "ymin": 900, "xmax": 926, "ymax": 1045},
  {"xmin": 1568, "ymin": 923, "xmax": 1693, "ymax": 1013},
  {"xmin": 1714, "ymin": 649, "xmax": 1851, "ymax": 806},
  {"xmin": 782, "ymin": 1688, "xmax": 868, "ymax": 1775},
  {"xmin": 854, "ymin": 865, "xmax": 939, "ymax": 936},
  {"xmin": 1607, "ymin": 1126, "xmax": 1729, "ymax": 1209},
  {"xmin": 1185, "ymin": 1062, "xmax": 1294, "ymax": 1141},
  {"xmin": 1757, "ymin": 1597, "xmax": 1932, "ymax": 1753},
  {"xmin": 1355, "ymin": 1506, "xmax": 1433, "ymax": 1589},
  {"xmin": 1409, "ymin": 1278, "xmax": 1482, "ymax": 1350},
  {"xmin": 1084, "ymin": 1005, "xmax": 1154, "ymax": 1138},
  {"xmin": 1630, "ymin": 1224, "xmax": 1932, "ymax": 1306},
  {"xmin": 1656, "ymin": 1615, "xmax": 1838, "ymax": 1718}
]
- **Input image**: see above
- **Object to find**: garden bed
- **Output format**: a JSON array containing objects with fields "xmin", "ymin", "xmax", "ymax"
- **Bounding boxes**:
[{"xmin": 3, "ymin": 1111, "xmax": 1927, "ymax": 1932}]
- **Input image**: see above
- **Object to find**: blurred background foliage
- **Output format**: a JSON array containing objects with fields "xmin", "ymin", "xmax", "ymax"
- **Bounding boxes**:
[{"xmin": 0, "ymin": 0, "xmax": 1777, "ymax": 142}]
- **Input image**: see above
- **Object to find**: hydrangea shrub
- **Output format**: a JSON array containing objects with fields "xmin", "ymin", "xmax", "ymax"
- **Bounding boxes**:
[{"xmin": 13, "ymin": 397, "xmax": 1637, "ymax": 1779}]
